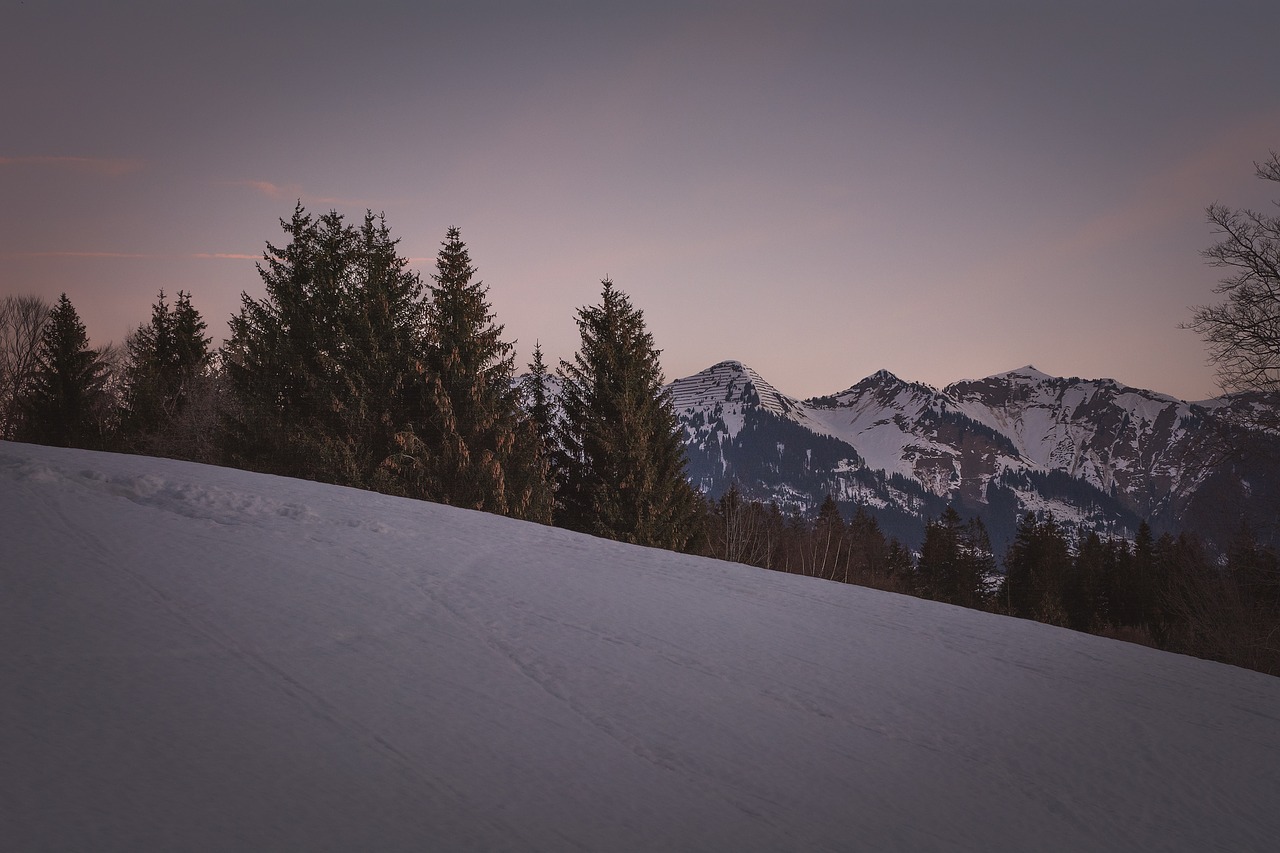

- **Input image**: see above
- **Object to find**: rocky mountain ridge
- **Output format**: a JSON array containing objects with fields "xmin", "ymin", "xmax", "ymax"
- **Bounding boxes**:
[{"xmin": 668, "ymin": 360, "xmax": 1280, "ymax": 552}]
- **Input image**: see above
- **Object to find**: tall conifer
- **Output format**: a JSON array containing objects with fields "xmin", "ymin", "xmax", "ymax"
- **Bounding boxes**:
[
  {"xmin": 17, "ymin": 293, "xmax": 109, "ymax": 448},
  {"xmin": 223, "ymin": 205, "xmax": 425, "ymax": 487},
  {"xmin": 120, "ymin": 289, "xmax": 212, "ymax": 454},
  {"xmin": 556, "ymin": 279, "xmax": 700, "ymax": 549},
  {"xmin": 399, "ymin": 227, "xmax": 551, "ymax": 520}
]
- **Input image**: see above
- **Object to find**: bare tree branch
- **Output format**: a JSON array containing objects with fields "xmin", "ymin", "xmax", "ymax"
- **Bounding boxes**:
[{"xmin": 0, "ymin": 295, "xmax": 52, "ymax": 439}]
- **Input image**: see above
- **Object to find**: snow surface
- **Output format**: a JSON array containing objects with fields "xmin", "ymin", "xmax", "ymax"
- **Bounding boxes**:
[{"xmin": 4, "ymin": 441, "xmax": 1280, "ymax": 852}]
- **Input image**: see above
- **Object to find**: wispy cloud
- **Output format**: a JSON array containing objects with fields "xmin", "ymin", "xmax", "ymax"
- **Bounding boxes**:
[
  {"xmin": 220, "ymin": 179, "xmax": 406, "ymax": 210},
  {"xmin": 0, "ymin": 156, "xmax": 143, "ymax": 176},
  {"xmin": 3, "ymin": 251, "xmax": 152, "ymax": 259},
  {"xmin": 223, "ymin": 179, "xmax": 297, "ymax": 199},
  {"xmin": 1, "ymin": 251, "xmax": 257, "ymax": 260}
]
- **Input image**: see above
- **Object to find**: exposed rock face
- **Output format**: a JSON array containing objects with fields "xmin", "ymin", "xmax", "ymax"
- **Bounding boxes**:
[{"xmin": 665, "ymin": 361, "xmax": 1280, "ymax": 552}]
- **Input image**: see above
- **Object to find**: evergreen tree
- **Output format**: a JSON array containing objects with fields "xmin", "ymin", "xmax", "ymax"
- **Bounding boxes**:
[
  {"xmin": 918, "ymin": 506, "xmax": 995, "ymax": 609},
  {"xmin": 521, "ymin": 341, "xmax": 556, "ymax": 452},
  {"xmin": 1107, "ymin": 521, "xmax": 1156, "ymax": 629},
  {"xmin": 344, "ymin": 212, "xmax": 434, "ymax": 492},
  {"xmin": 119, "ymin": 290, "xmax": 212, "ymax": 455},
  {"xmin": 884, "ymin": 537, "xmax": 914, "ymax": 581},
  {"xmin": 17, "ymin": 293, "xmax": 109, "ymax": 448},
  {"xmin": 847, "ymin": 505, "xmax": 891, "ymax": 587},
  {"xmin": 397, "ymin": 227, "xmax": 551, "ymax": 521},
  {"xmin": 1001, "ymin": 512, "xmax": 1072, "ymax": 623},
  {"xmin": 1228, "ymin": 524, "xmax": 1280, "ymax": 606},
  {"xmin": 223, "ymin": 205, "xmax": 426, "ymax": 488},
  {"xmin": 556, "ymin": 279, "xmax": 700, "ymax": 550},
  {"xmin": 518, "ymin": 341, "xmax": 561, "ymax": 509},
  {"xmin": 1065, "ymin": 530, "xmax": 1110, "ymax": 631}
]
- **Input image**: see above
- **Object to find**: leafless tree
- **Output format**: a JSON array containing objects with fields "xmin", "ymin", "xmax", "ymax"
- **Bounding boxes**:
[
  {"xmin": 1185, "ymin": 151, "xmax": 1280, "ymax": 397},
  {"xmin": 0, "ymin": 295, "xmax": 52, "ymax": 439}
]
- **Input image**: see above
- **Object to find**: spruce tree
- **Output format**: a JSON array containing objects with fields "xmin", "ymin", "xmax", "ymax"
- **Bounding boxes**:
[
  {"xmin": 519, "ymin": 341, "xmax": 560, "ymax": 513},
  {"xmin": 1001, "ymin": 512, "xmax": 1072, "ymax": 622},
  {"xmin": 556, "ymin": 279, "xmax": 700, "ymax": 550},
  {"xmin": 17, "ymin": 293, "xmax": 109, "ymax": 448},
  {"xmin": 120, "ymin": 290, "xmax": 212, "ymax": 455},
  {"xmin": 398, "ymin": 227, "xmax": 551, "ymax": 521},
  {"xmin": 918, "ymin": 506, "xmax": 994, "ymax": 609},
  {"xmin": 521, "ymin": 341, "xmax": 556, "ymax": 453},
  {"xmin": 223, "ymin": 205, "xmax": 426, "ymax": 488},
  {"xmin": 847, "ymin": 505, "xmax": 889, "ymax": 585},
  {"xmin": 344, "ymin": 212, "xmax": 432, "ymax": 491}
]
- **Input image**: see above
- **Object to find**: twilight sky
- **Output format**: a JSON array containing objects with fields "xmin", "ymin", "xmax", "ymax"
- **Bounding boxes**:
[{"xmin": 3, "ymin": 0, "xmax": 1279, "ymax": 401}]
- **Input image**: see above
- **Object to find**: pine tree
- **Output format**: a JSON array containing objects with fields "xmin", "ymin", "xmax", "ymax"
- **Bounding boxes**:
[
  {"xmin": 556, "ymin": 279, "xmax": 700, "ymax": 550},
  {"xmin": 521, "ymin": 341, "xmax": 556, "ymax": 452},
  {"xmin": 884, "ymin": 537, "xmax": 914, "ymax": 581},
  {"xmin": 847, "ymin": 505, "xmax": 889, "ymax": 586},
  {"xmin": 1065, "ymin": 530, "xmax": 1109, "ymax": 631},
  {"xmin": 397, "ymin": 227, "xmax": 551, "ymax": 521},
  {"xmin": 343, "ymin": 212, "xmax": 432, "ymax": 491},
  {"xmin": 120, "ymin": 290, "xmax": 212, "ymax": 455},
  {"xmin": 1106, "ymin": 521, "xmax": 1156, "ymax": 629},
  {"xmin": 1001, "ymin": 512, "xmax": 1072, "ymax": 622},
  {"xmin": 918, "ymin": 506, "xmax": 994, "ymax": 609},
  {"xmin": 17, "ymin": 293, "xmax": 109, "ymax": 448},
  {"xmin": 518, "ymin": 341, "xmax": 560, "ymax": 514},
  {"xmin": 223, "ymin": 205, "xmax": 426, "ymax": 488}
]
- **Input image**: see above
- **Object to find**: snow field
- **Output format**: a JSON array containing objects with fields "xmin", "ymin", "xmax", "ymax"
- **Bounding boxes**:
[{"xmin": 3, "ymin": 441, "xmax": 1279, "ymax": 851}]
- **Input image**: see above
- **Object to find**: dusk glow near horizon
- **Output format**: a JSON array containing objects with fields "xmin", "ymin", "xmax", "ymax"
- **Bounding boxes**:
[{"xmin": 4, "ymin": 1, "xmax": 1279, "ymax": 402}]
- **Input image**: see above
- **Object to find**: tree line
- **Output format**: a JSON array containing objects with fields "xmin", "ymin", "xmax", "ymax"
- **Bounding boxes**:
[
  {"xmin": 699, "ymin": 491, "xmax": 1280, "ymax": 676},
  {"xmin": 3, "ymin": 205, "xmax": 702, "ymax": 550}
]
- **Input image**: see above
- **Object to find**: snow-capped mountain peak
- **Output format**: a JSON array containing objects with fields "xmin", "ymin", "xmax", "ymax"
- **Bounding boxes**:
[
  {"xmin": 987, "ymin": 364, "xmax": 1054, "ymax": 383},
  {"xmin": 667, "ymin": 360, "xmax": 800, "ymax": 427}
]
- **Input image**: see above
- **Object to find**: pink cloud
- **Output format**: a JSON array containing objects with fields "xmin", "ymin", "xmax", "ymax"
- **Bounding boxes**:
[
  {"xmin": 220, "ymin": 179, "xmax": 408, "ymax": 210},
  {"xmin": 224, "ymin": 179, "xmax": 296, "ymax": 199},
  {"xmin": 1, "ymin": 251, "xmax": 152, "ymax": 259},
  {"xmin": 1, "ymin": 251, "xmax": 258, "ymax": 260},
  {"xmin": 0, "ymin": 156, "xmax": 143, "ymax": 176}
]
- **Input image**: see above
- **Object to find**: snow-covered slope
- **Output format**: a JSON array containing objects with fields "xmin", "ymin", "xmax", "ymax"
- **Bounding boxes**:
[{"xmin": 4, "ymin": 441, "xmax": 1280, "ymax": 851}]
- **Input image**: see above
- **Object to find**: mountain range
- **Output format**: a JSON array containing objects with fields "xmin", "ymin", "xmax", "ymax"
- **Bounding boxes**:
[{"xmin": 666, "ymin": 361, "xmax": 1280, "ymax": 553}]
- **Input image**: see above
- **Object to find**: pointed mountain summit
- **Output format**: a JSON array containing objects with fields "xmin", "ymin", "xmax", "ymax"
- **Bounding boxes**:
[
  {"xmin": 670, "ymin": 356, "xmax": 798, "ymax": 417},
  {"xmin": 667, "ymin": 360, "xmax": 799, "ymax": 425},
  {"xmin": 986, "ymin": 364, "xmax": 1053, "ymax": 383}
]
